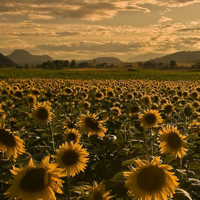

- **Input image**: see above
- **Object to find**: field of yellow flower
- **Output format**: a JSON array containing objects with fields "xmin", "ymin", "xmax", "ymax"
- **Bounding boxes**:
[{"xmin": 0, "ymin": 78, "xmax": 200, "ymax": 200}]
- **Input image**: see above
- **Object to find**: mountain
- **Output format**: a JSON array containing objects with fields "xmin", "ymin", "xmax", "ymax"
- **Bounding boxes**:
[
  {"xmin": 126, "ymin": 53, "xmax": 164, "ymax": 62},
  {"xmin": 93, "ymin": 57, "xmax": 123, "ymax": 64},
  {"xmin": 152, "ymin": 51, "xmax": 200, "ymax": 63},
  {"xmin": 0, "ymin": 53, "xmax": 18, "ymax": 67},
  {"xmin": 8, "ymin": 49, "xmax": 54, "ymax": 66}
]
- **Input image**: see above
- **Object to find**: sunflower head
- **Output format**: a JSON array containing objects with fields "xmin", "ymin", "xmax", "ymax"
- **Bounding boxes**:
[
  {"xmin": 89, "ymin": 182, "xmax": 112, "ymax": 200},
  {"xmin": 0, "ymin": 128, "xmax": 25, "ymax": 160},
  {"xmin": 158, "ymin": 125, "xmax": 188, "ymax": 158},
  {"xmin": 124, "ymin": 157, "xmax": 179, "ymax": 200},
  {"xmin": 78, "ymin": 112, "xmax": 107, "ymax": 138},
  {"xmin": 32, "ymin": 101, "xmax": 52, "ymax": 123},
  {"xmin": 54, "ymin": 141, "xmax": 89, "ymax": 177},
  {"xmin": 139, "ymin": 109, "xmax": 163, "ymax": 129},
  {"xmin": 5, "ymin": 156, "xmax": 64, "ymax": 200},
  {"xmin": 63, "ymin": 128, "xmax": 81, "ymax": 143}
]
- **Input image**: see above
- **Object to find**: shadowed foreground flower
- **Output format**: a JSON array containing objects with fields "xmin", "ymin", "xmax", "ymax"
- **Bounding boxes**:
[
  {"xmin": 5, "ymin": 156, "xmax": 64, "ymax": 200},
  {"xmin": 124, "ymin": 157, "xmax": 179, "ymax": 200},
  {"xmin": 158, "ymin": 125, "xmax": 188, "ymax": 158},
  {"xmin": 32, "ymin": 101, "xmax": 52, "ymax": 123},
  {"xmin": 0, "ymin": 128, "xmax": 25, "ymax": 160},
  {"xmin": 54, "ymin": 141, "xmax": 89, "ymax": 177},
  {"xmin": 78, "ymin": 112, "xmax": 107, "ymax": 138},
  {"xmin": 139, "ymin": 109, "xmax": 163, "ymax": 129},
  {"xmin": 89, "ymin": 182, "xmax": 113, "ymax": 200},
  {"xmin": 63, "ymin": 128, "xmax": 81, "ymax": 143}
]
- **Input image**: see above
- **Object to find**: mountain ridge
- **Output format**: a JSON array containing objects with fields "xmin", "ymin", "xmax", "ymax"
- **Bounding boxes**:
[
  {"xmin": 8, "ymin": 49, "xmax": 54, "ymax": 66},
  {"xmin": 0, "ymin": 53, "xmax": 19, "ymax": 67}
]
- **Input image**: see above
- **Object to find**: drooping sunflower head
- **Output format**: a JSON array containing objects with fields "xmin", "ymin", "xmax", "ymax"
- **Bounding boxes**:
[
  {"xmin": 89, "ymin": 182, "xmax": 112, "ymax": 200},
  {"xmin": 63, "ymin": 128, "xmax": 81, "ymax": 143},
  {"xmin": 54, "ymin": 141, "xmax": 89, "ymax": 177},
  {"xmin": 78, "ymin": 112, "xmax": 107, "ymax": 138},
  {"xmin": 124, "ymin": 157, "xmax": 179, "ymax": 200},
  {"xmin": 0, "ymin": 128, "xmax": 25, "ymax": 160},
  {"xmin": 32, "ymin": 101, "xmax": 52, "ymax": 123},
  {"xmin": 158, "ymin": 125, "xmax": 188, "ymax": 158},
  {"xmin": 139, "ymin": 109, "xmax": 163, "ymax": 129},
  {"xmin": 5, "ymin": 155, "xmax": 64, "ymax": 200}
]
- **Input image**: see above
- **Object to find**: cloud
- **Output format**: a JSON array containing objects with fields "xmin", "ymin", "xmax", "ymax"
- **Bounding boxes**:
[{"xmin": 28, "ymin": 14, "xmax": 54, "ymax": 20}]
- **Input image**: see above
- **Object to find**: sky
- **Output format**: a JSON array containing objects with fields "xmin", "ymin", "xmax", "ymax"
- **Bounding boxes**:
[{"xmin": 1, "ymin": 0, "xmax": 200, "ymax": 61}]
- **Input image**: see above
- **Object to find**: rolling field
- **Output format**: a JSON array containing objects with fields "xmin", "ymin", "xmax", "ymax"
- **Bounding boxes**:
[
  {"xmin": 0, "ymin": 68, "xmax": 200, "ymax": 80},
  {"xmin": 0, "ymin": 69, "xmax": 200, "ymax": 200}
]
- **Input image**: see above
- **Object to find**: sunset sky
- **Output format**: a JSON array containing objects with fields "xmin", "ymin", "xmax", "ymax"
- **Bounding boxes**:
[{"xmin": 1, "ymin": 0, "xmax": 200, "ymax": 61}]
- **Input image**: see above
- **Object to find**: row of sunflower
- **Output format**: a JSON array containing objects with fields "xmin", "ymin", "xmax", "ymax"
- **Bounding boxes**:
[{"xmin": 0, "ymin": 78, "xmax": 200, "ymax": 200}]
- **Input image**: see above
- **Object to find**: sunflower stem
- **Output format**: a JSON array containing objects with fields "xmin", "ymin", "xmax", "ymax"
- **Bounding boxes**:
[
  {"xmin": 66, "ymin": 177, "xmax": 71, "ymax": 200},
  {"xmin": 48, "ymin": 122, "xmax": 55, "ymax": 152},
  {"xmin": 144, "ymin": 130, "xmax": 149, "ymax": 161},
  {"xmin": 150, "ymin": 129, "xmax": 154, "ymax": 157}
]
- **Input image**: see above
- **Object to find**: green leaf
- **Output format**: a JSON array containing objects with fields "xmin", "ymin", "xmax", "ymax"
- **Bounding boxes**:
[
  {"xmin": 188, "ymin": 162, "xmax": 200, "ymax": 170},
  {"xmin": 122, "ymin": 158, "xmax": 136, "ymax": 166}
]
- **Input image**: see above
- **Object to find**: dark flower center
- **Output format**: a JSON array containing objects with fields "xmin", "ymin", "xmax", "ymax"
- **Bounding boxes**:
[
  {"xmin": 145, "ymin": 114, "xmax": 157, "ymax": 125},
  {"xmin": 66, "ymin": 133, "xmax": 77, "ymax": 141},
  {"xmin": 93, "ymin": 191, "xmax": 103, "ymax": 200},
  {"xmin": 37, "ymin": 108, "xmax": 49, "ymax": 120},
  {"xmin": 164, "ymin": 105, "xmax": 172, "ymax": 114},
  {"xmin": 167, "ymin": 132, "xmax": 182, "ymax": 149},
  {"xmin": 0, "ymin": 129, "xmax": 16, "ymax": 147},
  {"xmin": 20, "ymin": 168, "xmax": 49, "ymax": 192},
  {"xmin": 137, "ymin": 166, "xmax": 165, "ymax": 192},
  {"xmin": 62, "ymin": 150, "xmax": 79, "ymax": 165},
  {"xmin": 85, "ymin": 117, "xmax": 100, "ymax": 131},
  {"xmin": 96, "ymin": 93, "xmax": 103, "ymax": 98}
]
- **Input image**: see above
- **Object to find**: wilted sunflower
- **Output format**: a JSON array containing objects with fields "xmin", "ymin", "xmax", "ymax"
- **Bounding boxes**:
[
  {"xmin": 139, "ymin": 109, "xmax": 163, "ymax": 129},
  {"xmin": 63, "ymin": 128, "xmax": 81, "ymax": 143},
  {"xmin": 32, "ymin": 101, "xmax": 52, "ymax": 123},
  {"xmin": 0, "ymin": 128, "xmax": 25, "ymax": 160},
  {"xmin": 89, "ymin": 182, "xmax": 112, "ymax": 200},
  {"xmin": 124, "ymin": 157, "xmax": 179, "ymax": 200},
  {"xmin": 54, "ymin": 141, "xmax": 89, "ymax": 177},
  {"xmin": 158, "ymin": 125, "xmax": 187, "ymax": 158},
  {"xmin": 78, "ymin": 112, "xmax": 107, "ymax": 138},
  {"xmin": 5, "ymin": 155, "xmax": 64, "ymax": 200}
]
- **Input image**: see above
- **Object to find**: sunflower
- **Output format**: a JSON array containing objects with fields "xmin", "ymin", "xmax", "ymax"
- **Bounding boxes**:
[
  {"xmin": 54, "ymin": 141, "xmax": 89, "ymax": 177},
  {"xmin": 139, "ymin": 109, "xmax": 163, "ymax": 129},
  {"xmin": 124, "ymin": 157, "xmax": 179, "ymax": 200},
  {"xmin": 0, "ymin": 109, "xmax": 6, "ymax": 120},
  {"xmin": 89, "ymin": 182, "xmax": 112, "ymax": 200},
  {"xmin": 129, "ymin": 104, "xmax": 141, "ymax": 116},
  {"xmin": 78, "ymin": 112, "xmax": 107, "ymax": 138},
  {"xmin": 110, "ymin": 106, "xmax": 121, "ymax": 118},
  {"xmin": 63, "ymin": 128, "xmax": 81, "ymax": 143},
  {"xmin": 162, "ymin": 102, "xmax": 174, "ymax": 115},
  {"xmin": 158, "ymin": 125, "xmax": 187, "ymax": 158},
  {"xmin": 5, "ymin": 156, "xmax": 64, "ymax": 200},
  {"xmin": 95, "ymin": 91, "xmax": 105, "ymax": 100},
  {"xmin": 26, "ymin": 94, "xmax": 36, "ymax": 107},
  {"xmin": 32, "ymin": 101, "xmax": 52, "ymax": 123},
  {"xmin": 0, "ymin": 128, "xmax": 25, "ymax": 160}
]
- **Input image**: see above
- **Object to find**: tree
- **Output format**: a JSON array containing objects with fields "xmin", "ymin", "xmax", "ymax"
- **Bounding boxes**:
[
  {"xmin": 70, "ymin": 59, "xmax": 76, "ymax": 68},
  {"xmin": 169, "ymin": 60, "xmax": 176, "ymax": 68}
]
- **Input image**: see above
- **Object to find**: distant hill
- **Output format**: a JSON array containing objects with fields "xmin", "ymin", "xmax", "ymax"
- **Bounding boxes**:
[
  {"xmin": 0, "ymin": 53, "xmax": 18, "ymax": 67},
  {"xmin": 152, "ymin": 51, "xmax": 200, "ymax": 63},
  {"xmin": 93, "ymin": 57, "xmax": 123, "ymax": 64},
  {"xmin": 126, "ymin": 53, "xmax": 164, "ymax": 62},
  {"xmin": 8, "ymin": 49, "xmax": 54, "ymax": 66}
]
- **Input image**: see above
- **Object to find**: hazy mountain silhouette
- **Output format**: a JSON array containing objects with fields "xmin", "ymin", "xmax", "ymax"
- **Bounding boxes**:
[
  {"xmin": 93, "ymin": 57, "xmax": 123, "ymax": 63},
  {"xmin": 8, "ymin": 49, "xmax": 54, "ymax": 66},
  {"xmin": 126, "ymin": 53, "xmax": 164, "ymax": 62},
  {"xmin": 152, "ymin": 51, "xmax": 200, "ymax": 63},
  {"xmin": 0, "ymin": 53, "xmax": 18, "ymax": 67}
]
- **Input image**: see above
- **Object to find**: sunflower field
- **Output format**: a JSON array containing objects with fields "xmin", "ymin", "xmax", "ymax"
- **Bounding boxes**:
[{"xmin": 0, "ymin": 78, "xmax": 200, "ymax": 200}]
